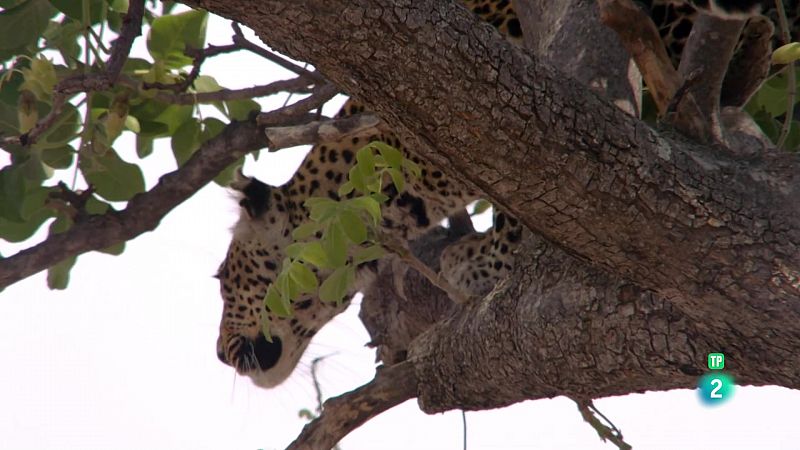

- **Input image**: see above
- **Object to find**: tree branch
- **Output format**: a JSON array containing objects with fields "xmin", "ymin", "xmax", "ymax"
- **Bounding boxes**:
[
  {"xmin": 105, "ymin": 0, "xmax": 146, "ymax": 82},
  {"xmin": 286, "ymin": 361, "xmax": 416, "ymax": 450},
  {"xmin": 597, "ymin": 0, "xmax": 679, "ymax": 115},
  {"xmin": 263, "ymin": 112, "xmax": 381, "ymax": 150},
  {"xmin": 0, "ymin": 119, "xmax": 267, "ymax": 289},
  {"xmin": 669, "ymin": 13, "xmax": 745, "ymax": 144},
  {"xmin": 120, "ymin": 75, "xmax": 314, "ymax": 104}
]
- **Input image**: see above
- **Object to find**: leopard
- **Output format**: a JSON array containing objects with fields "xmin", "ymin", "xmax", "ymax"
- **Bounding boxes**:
[{"xmin": 215, "ymin": 0, "xmax": 797, "ymax": 389}]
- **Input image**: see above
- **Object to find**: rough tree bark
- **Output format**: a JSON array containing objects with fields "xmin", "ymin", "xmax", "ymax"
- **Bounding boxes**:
[{"xmin": 175, "ymin": 0, "xmax": 799, "ymax": 435}]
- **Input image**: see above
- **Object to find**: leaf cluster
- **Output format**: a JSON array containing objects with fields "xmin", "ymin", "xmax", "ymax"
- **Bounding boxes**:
[
  {"xmin": 262, "ymin": 141, "xmax": 420, "ymax": 335},
  {"xmin": 0, "ymin": 1, "xmax": 258, "ymax": 287}
]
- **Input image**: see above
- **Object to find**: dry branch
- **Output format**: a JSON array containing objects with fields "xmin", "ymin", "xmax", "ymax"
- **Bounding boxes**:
[
  {"xmin": 597, "ymin": 0, "xmax": 679, "ymax": 114},
  {"xmin": 264, "ymin": 112, "xmax": 381, "ymax": 150},
  {"xmin": 286, "ymin": 361, "xmax": 416, "ymax": 450},
  {"xmin": 670, "ymin": 13, "xmax": 745, "ymax": 144}
]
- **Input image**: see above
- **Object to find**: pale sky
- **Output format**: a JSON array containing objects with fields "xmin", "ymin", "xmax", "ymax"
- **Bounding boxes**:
[{"xmin": 1, "ymin": 10, "xmax": 798, "ymax": 450}]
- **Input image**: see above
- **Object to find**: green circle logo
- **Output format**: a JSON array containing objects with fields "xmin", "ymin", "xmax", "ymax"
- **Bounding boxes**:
[{"xmin": 697, "ymin": 373, "xmax": 735, "ymax": 406}]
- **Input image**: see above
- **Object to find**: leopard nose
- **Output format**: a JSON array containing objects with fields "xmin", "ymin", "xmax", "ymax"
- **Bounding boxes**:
[{"xmin": 252, "ymin": 333, "xmax": 282, "ymax": 371}]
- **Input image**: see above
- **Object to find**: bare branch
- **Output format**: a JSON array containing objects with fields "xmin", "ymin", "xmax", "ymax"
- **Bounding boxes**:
[
  {"xmin": 264, "ymin": 113, "xmax": 381, "ymax": 150},
  {"xmin": 575, "ymin": 399, "xmax": 632, "ymax": 450},
  {"xmin": 256, "ymin": 83, "xmax": 339, "ymax": 125},
  {"xmin": 286, "ymin": 361, "xmax": 416, "ymax": 450},
  {"xmin": 597, "ymin": 0, "xmax": 680, "ymax": 115},
  {"xmin": 670, "ymin": 13, "xmax": 745, "ymax": 144},
  {"xmin": 0, "ymin": 119, "xmax": 267, "ymax": 289},
  {"xmin": 231, "ymin": 22, "xmax": 325, "ymax": 82},
  {"xmin": 105, "ymin": 0, "xmax": 146, "ymax": 82},
  {"xmin": 380, "ymin": 233, "xmax": 469, "ymax": 304},
  {"xmin": 120, "ymin": 75, "xmax": 313, "ymax": 104},
  {"xmin": 141, "ymin": 43, "xmax": 240, "ymax": 93}
]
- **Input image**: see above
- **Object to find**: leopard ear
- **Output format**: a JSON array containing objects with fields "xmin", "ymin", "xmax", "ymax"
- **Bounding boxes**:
[{"xmin": 238, "ymin": 177, "xmax": 272, "ymax": 219}]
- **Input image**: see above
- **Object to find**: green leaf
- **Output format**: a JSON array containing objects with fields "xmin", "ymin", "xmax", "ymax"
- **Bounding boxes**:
[
  {"xmin": 124, "ymin": 114, "xmax": 140, "ymax": 133},
  {"xmin": 374, "ymin": 141, "xmax": 403, "ymax": 168},
  {"xmin": 337, "ymin": 181, "xmax": 354, "ymax": 197},
  {"xmin": 171, "ymin": 118, "xmax": 201, "ymax": 166},
  {"xmin": 773, "ymin": 42, "xmax": 800, "ymax": 65},
  {"xmin": 40, "ymin": 144, "xmax": 75, "ymax": 169},
  {"xmin": 0, "ymin": 0, "xmax": 56, "ymax": 51},
  {"xmin": 84, "ymin": 195, "xmax": 110, "ymax": 215},
  {"xmin": 46, "ymin": 255, "xmax": 76, "ymax": 290},
  {"xmin": 472, "ymin": 199, "xmax": 492, "ymax": 215},
  {"xmin": 36, "ymin": 103, "xmax": 80, "ymax": 149},
  {"xmin": 49, "ymin": 0, "xmax": 106, "ymax": 24},
  {"xmin": 369, "ymin": 192, "xmax": 389, "ymax": 204},
  {"xmin": 193, "ymin": 74, "xmax": 226, "ymax": 114},
  {"xmin": 356, "ymin": 145, "xmax": 376, "ymax": 176},
  {"xmin": 339, "ymin": 210, "xmax": 367, "ymax": 244},
  {"xmin": 264, "ymin": 285, "xmax": 292, "ymax": 317},
  {"xmin": 305, "ymin": 197, "xmax": 339, "ymax": 222},
  {"xmin": 285, "ymin": 242, "xmax": 305, "ymax": 259},
  {"xmin": 98, "ymin": 241, "xmax": 125, "ymax": 255},
  {"xmin": 147, "ymin": 9, "xmax": 208, "ymax": 69},
  {"xmin": 20, "ymin": 55, "xmax": 57, "ymax": 101},
  {"xmin": 136, "ymin": 134, "xmax": 154, "ymax": 158},
  {"xmin": 49, "ymin": 211, "xmax": 72, "ymax": 234},
  {"xmin": 348, "ymin": 165, "xmax": 367, "ymax": 193},
  {"xmin": 347, "ymin": 196, "xmax": 381, "ymax": 226},
  {"xmin": 225, "ymin": 98, "xmax": 260, "ymax": 121},
  {"xmin": 296, "ymin": 241, "xmax": 333, "ymax": 269},
  {"xmin": 288, "ymin": 261, "xmax": 318, "ymax": 294},
  {"xmin": 292, "ymin": 221, "xmax": 321, "ymax": 240},
  {"xmin": 81, "ymin": 150, "xmax": 146, "ymax": 202},
  {"xmin": 387, "ymin": 167, "xmax": 405, "ymax": 192},
  {"xmin": 0, "ymin": 207, "xmax": 53, "ymax": 242},
  {"xmin": 353, "ymin": 244, "xmax": 385, "ymax": 265},
  {"xmin": 322, "ymin": 221, "xmax": 348, "ymax": 267},
  {"xmin": 402, "ymin": 158, "xmax": 422, "ymax": 178},
  {"xmin": 318, "ymin": 265, "xmax": 355, "ymax": 303}
]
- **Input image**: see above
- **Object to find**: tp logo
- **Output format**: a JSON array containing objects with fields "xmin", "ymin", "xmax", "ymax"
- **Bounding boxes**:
[{"xmin": 698, "ymin": 352, "xmax": 735, "ymax": 406}]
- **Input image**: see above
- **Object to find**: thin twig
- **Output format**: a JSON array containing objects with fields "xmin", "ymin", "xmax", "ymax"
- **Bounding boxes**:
[
  {"xmin": 141, "ymin": 43, "xmax": 239, "ymax": 93},
  {"xmin": 120, "ymin": 75, "xmax": 313, "ymax": 104},
  {"xmin": 574, "ymin": 398, "xmax": 632, "ymax": 450},
  {"xmin": 775, "ymin": 0, "xmax": 796, "ymax": 150},
  {"xmin": 380, "ymin": 233, "xmax": 469, "ymax": 304},
  {"xmin": 231, "ymin": 22, "xmax": 325, "ymax": 82},
  {"xmin": 104, "ymin": 0, "xmax": 145, "ymax": 82},
  {"xmin": 257, "ymin": 83, "xmax": 339, "ymax": 126}
]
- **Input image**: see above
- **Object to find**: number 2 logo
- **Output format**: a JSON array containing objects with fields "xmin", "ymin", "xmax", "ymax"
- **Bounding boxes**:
[{"xmin": 710, "ymin": 378, "xmax": 723, "ymax": 399}]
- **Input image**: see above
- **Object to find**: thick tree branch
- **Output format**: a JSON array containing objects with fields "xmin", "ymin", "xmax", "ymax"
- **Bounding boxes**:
[
  {"xmin": 183, "ymin": 0, "xmax": 800, "ymax": 314},
  {"xmin": 286, "ymin": 361, "xmax": 416, "ymax": 450}
]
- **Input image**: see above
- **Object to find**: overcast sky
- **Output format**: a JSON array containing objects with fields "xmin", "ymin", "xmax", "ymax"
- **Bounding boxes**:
[{"xmin": 1, "ymin": 10, "xmax": 798, "ymax": 450}]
